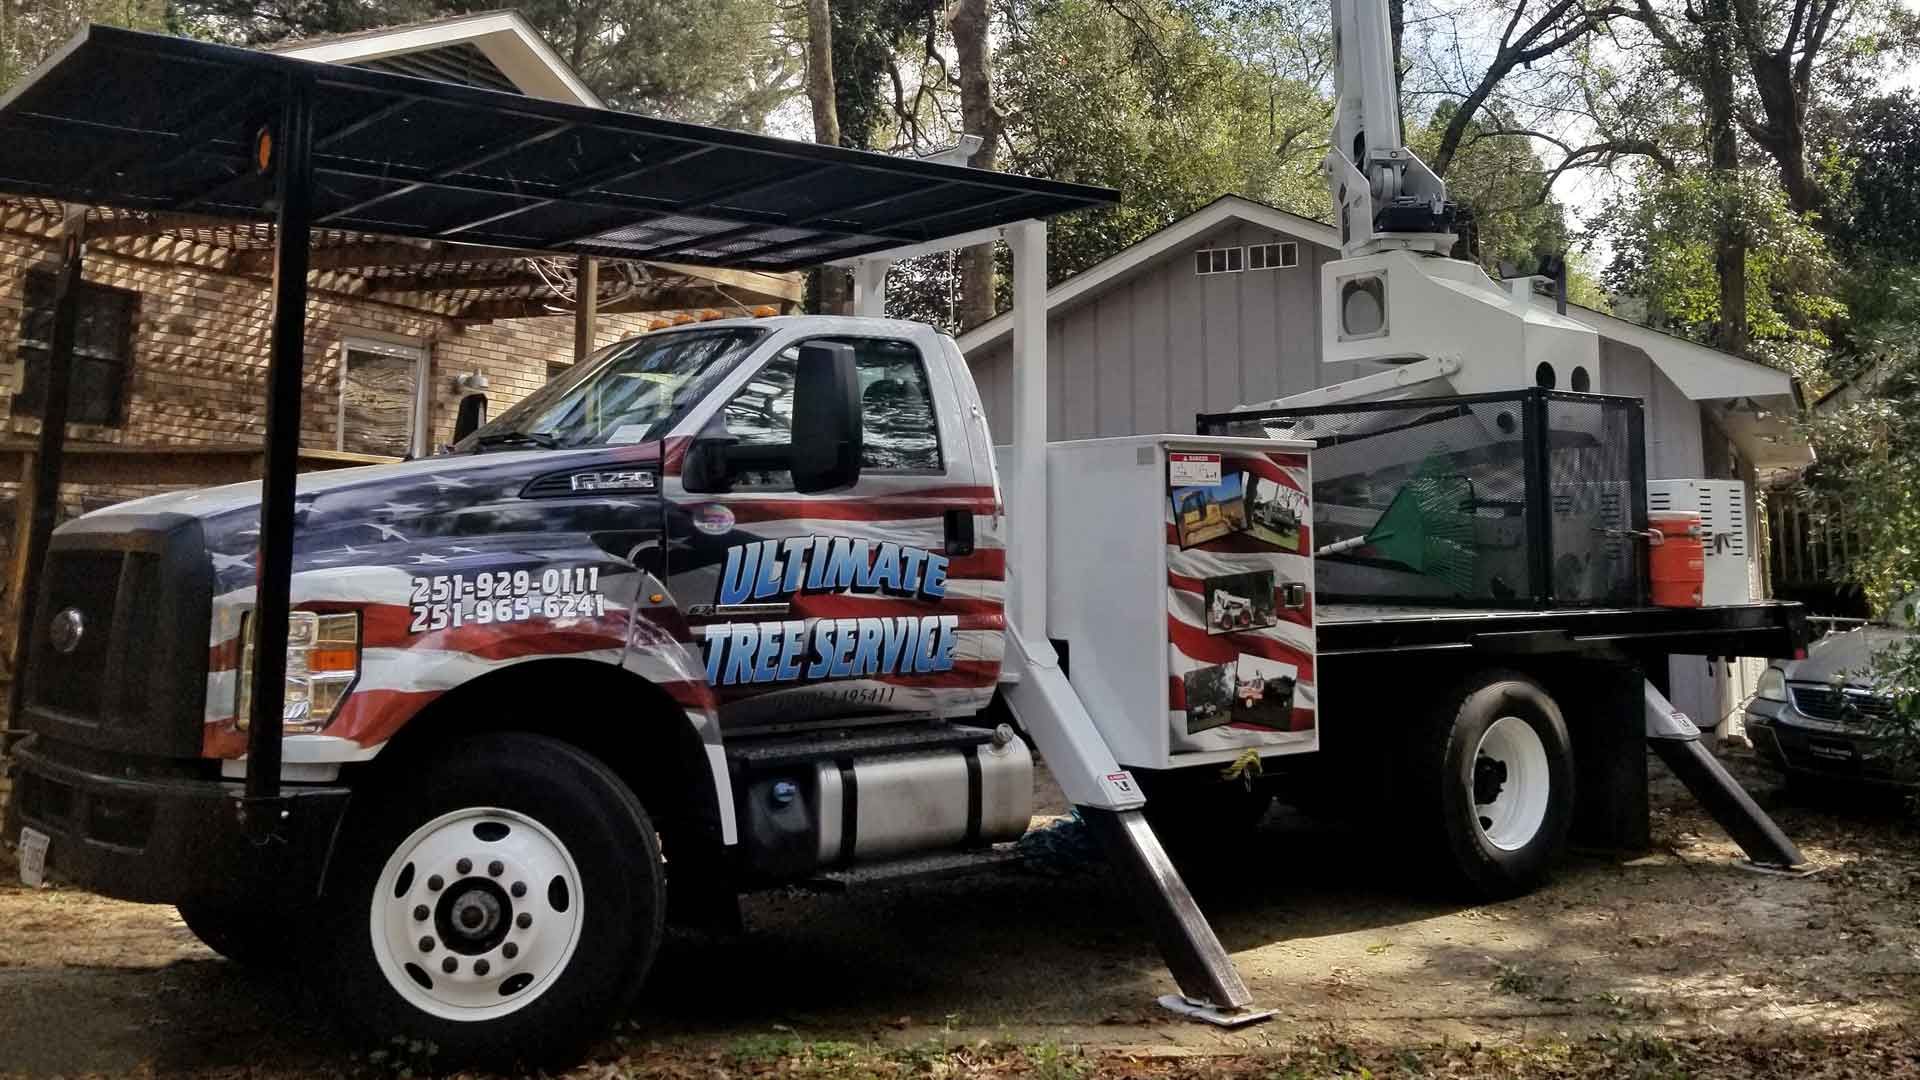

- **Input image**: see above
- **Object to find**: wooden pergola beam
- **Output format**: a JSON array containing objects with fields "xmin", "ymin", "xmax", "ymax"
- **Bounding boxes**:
[
  {"xmin": 361, "ymin": 269, "xmax": 541, "ymax": 295},
  {"xmin": 452, "ymin": 285, "xmax": 763, "ymax": 323}
]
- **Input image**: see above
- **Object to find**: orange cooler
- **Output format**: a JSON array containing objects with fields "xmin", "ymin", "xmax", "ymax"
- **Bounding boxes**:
[{"xmin": 1649, "ymin": 511, "xmax": 1705, "ymax": 607}]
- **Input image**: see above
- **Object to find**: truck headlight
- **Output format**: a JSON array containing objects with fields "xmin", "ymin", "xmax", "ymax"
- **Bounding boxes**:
[
  {"xmin": 236, "ymin": 611, "xmax": 360, "ymax": 733},
  {"xmin": 1756, "ymin": 666, "xmax": 1788, "ymax": 703}
]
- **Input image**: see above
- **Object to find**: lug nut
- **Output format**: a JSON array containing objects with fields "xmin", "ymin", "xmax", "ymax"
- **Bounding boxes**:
[
  {"xmin": 510, "ymin": 881, "xmax": 526, "ymax": 898},
  {"xmin": 473, "ymin": 959, "xmax": 490, "ymax": 976},
  {"xmin": 441, "ymin": 956, "xmax": 457, "ymax": 974},
  {"xmin": 427, "ymin": 874, "xmax": 444, "ymax": 891},
  {"xmin": 418, "ymin": 936, "xmax": 435, "ymax": 953},
  {"xmin": 488, "ymin": 860, "xmax": 504, "ymax": 877},
  {"xmin": 456, "ymin": 857, "xmax": 472, "ymax": 875},
  {"xmin": 515, "ymin": 913, "xmax": 532, "ymax": 929},
  {"xmin": 502, "ymin": 942, "xmax": 518, "ymax": 960},
  {"xmin": 412, "ymin": 904, "xmax": 429, "ymax": 921}
]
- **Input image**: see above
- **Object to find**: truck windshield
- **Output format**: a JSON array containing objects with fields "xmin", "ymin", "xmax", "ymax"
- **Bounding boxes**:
[{"xmin": 458, "ymin": 327, "xmax": 767, "ymax": 451}]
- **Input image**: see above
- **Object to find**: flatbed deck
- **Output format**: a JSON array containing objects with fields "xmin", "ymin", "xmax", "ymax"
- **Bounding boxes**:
[{"xmin": 1317, "ymin": 601, "xmax": 1808, "ymax": 662}]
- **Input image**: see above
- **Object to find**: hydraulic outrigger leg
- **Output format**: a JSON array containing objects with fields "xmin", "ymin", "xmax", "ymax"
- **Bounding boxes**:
[
  {"xmin": 1642, "ymin": 681, "xmax": 1811, "ymax": 873},
  {"xmin": 1001, "ymin": 629, "xmax": 1275, "ymax": 1027}
]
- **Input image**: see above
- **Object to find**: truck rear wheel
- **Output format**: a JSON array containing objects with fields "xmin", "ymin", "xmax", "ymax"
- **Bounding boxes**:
[
  {"xmin": 1403, "ymin": 670, "xmax": 1573, "ymax": 899},
  {"xmin": 321, "ymin": 734, "xmax": 664, "ymax": 1067}
]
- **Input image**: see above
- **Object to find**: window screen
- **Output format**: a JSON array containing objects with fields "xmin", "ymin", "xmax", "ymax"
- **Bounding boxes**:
[
  {"xmin": 723, "ymin": 337, "xmax": 943, "ymax": 485},
  {"xmin": 15, "ymin": 269, "xmax": 135, "ymax": 426}
]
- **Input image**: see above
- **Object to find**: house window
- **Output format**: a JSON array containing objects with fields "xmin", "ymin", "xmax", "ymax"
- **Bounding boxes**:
[
  {"xmin": 723, "ymin": 337, "xmax": 943, "ymax": 486},
  {"xmin": 1248, "ymin": 242, "xmax": 1298, "ymax": 270},
  {"xmin": 338, "ymin": 338, "xmax": 427, "ymax": 457},
  {"xmin": 15, "ymin": 269, "xmax": 135, "ymax": 426},
  {"xmin": 1194, "ymin": 247, "xmax": 1244, "ymax": 275}
]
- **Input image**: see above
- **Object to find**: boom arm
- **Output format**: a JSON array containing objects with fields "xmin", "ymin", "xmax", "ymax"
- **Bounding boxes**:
[{"xmin": 1327, "ymin": 0, "xmax": 1455, "ymax": 256}]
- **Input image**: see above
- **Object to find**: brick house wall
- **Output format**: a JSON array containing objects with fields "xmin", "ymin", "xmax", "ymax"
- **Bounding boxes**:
[{"xmin": 0, "ymin": 227, "xmax": 661, "ymax": 517}]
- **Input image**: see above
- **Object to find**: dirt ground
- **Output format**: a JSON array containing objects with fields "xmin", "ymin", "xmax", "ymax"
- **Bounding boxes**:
[{"xmin": 1, "ymin": 751, "xmax": 1917, "ymax": 1077}]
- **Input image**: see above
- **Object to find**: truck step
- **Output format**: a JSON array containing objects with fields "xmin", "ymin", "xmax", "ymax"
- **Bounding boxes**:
[
  {"xmin": 726, "ymin": 720, "xmax": 994, "ymax": 772},
  {"xmin": 804, "ymin": 845, "xmax": 1022, "ymax": 892}
]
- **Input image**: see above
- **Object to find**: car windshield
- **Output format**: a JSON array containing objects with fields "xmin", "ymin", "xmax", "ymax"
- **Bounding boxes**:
[{"xmin": 457, "ymin": 327, "xmax": 767, "ymax": 451}]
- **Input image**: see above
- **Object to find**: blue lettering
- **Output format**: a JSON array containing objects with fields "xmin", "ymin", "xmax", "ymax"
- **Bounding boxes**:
[
  {"xmin": 804, "ymin": 536, "xmax": 833, "ymax": 589},
  {"xmin": 780, "ymin": 538, "xmax": 811, "ymax": 593},
  {"xmin": 820, "ymin": 538, "xmax": 868, "ymax": 591},
  {"xmin": 718, "ymin": 546, "xmax": 756, "ymax": 606},
  {"xmin": 861, "ymin": 543, "xmax": 903, "ymax": 593},
  {"xmin": 750, "ymin": 540, "xmax": 784, "ymax": 599},
  {"xmin": 804, "ymin": 621, "xmax": 836, "ymax": 679},
  {"xmin": 922, "ymin": 552, "xmax": 949, "ymax": 598},
  {"xmin": 722, "ymin": 623, "xmax": 758, "ymax": 685},
  {"xmin": 879, "ymin": 617, "xmax": 916, "ymax": 674},
  {"xmin": 933, "ymin": 614, "xmax": 959, "ymax": 671},
  {"xmin": 901, "ymin": 547, "xmax": 928, "ymax": 594},
  {"xmin": 776, "ymin": 619, "xmax": 807, "ymax": 680},
  {"xmin": 851, "ymin": 619, "xmax": 884, "ymax": 676},
  {"xmin": 753, "ymin": 622, "xmax": 783, "ymax": 682},
  {"xmin": 701, "ymin": 624, "xmax": 728, "ymax": 684},
  {"xmin": 828, "ymin": 618, "xmax": 860, "ymax": 677}
]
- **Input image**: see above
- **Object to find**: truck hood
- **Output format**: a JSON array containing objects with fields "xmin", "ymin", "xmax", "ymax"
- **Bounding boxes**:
[
  {"xmin": 66, "ymin": 442, "xmax": 668, "ymax": 593},
  {"xmin": 1784, "ymin": 626, "xmax": 1913, "ymax": 688}
]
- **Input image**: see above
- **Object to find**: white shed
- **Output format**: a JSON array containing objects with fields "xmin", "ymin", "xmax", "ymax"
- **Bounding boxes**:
[{"xmin": 958, "ymin": 194, "xmax": 1810, "ymax": 732}]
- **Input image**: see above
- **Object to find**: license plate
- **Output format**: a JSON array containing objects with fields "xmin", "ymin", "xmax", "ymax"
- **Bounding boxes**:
[
  {"xmin": 1807, "ymin": 739, "xmax": 1857, "ymax": 764},
  {"xmin": 17, "ymin": 827, "xmax": 48, "ymax": 887}
]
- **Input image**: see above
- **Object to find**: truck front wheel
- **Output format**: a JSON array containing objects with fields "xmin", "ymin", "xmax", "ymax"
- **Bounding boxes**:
[
  {"xmin": 1404, "ymin": 670, "xmax": 1574, "ymax": 899},
  {"xmin": 321, "ymin": 734, "xmax": 665, "ymax": 1067}
]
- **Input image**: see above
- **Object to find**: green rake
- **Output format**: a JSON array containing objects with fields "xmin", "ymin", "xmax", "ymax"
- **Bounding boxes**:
[{"xmin": 1315, "ymin": 455, "xmax": 1478, "ymax": 592}]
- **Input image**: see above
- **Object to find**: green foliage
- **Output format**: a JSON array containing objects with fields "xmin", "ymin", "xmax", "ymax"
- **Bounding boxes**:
[
  {"xmin": 1, "ymin": 0, "xmax": 168, "ymax": 94},
  {"xmin": 171, "ymin": 0, "xmax": 800, "ymax": 129},
  {"xmin": 1837, "ymin": 91, "xmax": 1920, "ymax": 265},
  {"xmin": 997, "ymin": 0, "xmax": 1329, "ymax": 286},
  {"xmin": 1598, "ymin": 168, "xmax": 1844, "ymax": 383},
  {"xmin": 1412, "ymin": 104, "xmax": 1569, "ymax": 275}
]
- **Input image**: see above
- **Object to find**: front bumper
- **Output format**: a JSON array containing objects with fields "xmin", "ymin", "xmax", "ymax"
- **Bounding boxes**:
[
  {"xmin": 3, "ymin": 735, "xmax": 352, "ymax": 905},
  {"xmin": 1745, "ymin": 701, "xmax": 1911, "ymax": 787}
]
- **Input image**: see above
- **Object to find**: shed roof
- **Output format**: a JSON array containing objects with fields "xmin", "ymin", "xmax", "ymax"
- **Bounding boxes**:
[
  {"xmin": 955, "ymin": 194, "xmax": 1340, "ymax": 355},
  {"xmin": 265, "ymin": 10, "xmax": 603, "ymax": 108},
  {"xmin": 0, "ymin": 25, "xmax": 1115, "ymax": 273}
]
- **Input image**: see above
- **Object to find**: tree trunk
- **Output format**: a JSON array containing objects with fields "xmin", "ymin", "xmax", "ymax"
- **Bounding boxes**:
[
  {"xmin": 948, "ymin": 0, "xmax": 999, "ymax": 331},
  {"xmin": 806, "ymin": 0, "xmax": 848, "ymax": 313},
  {"xmin": 1703, "ymin": 0, "xmax": 1748, "ymax": 354}
]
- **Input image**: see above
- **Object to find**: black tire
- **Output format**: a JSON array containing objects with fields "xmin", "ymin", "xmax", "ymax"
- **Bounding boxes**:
[
  {"xmin": 177, "ymin": 897, "xmax": 302, "ymax": 969},
  {"xmin": 319, "ymin": 733, "xmax": 664, "ymax": 1068},
  {"xmin": 1401, "ymin": 670, "xmax": 1574, "ymax": 899}
]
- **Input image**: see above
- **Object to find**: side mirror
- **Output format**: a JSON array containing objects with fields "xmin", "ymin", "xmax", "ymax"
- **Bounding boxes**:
[
  {"xmin": 681, "ymin": 436, "xmax": 732, "ymax": 494},
  {"xmin": 789, "ymin": 341, "xmax": 862, "ymax": 493},
  {"xmin": 453, "ymin": 393, "xmax": 488, "ymax": 443}
]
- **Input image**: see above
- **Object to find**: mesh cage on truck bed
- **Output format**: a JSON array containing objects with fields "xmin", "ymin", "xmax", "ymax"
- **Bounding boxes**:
[{"xmin": 1198, "ymin": 389, "xmax": 1648, "ymax": 608}]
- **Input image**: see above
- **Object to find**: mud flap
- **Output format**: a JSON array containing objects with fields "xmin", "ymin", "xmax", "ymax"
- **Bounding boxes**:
[{"xmin": 1643, "ymin": 681, "xmax": 1810, "ymax": 872}]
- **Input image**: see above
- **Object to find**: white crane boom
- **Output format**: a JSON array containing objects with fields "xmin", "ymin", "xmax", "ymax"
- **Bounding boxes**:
[{"xmin": 1326, "ymin": 0, "xmax": 1455, "ymax": 257}]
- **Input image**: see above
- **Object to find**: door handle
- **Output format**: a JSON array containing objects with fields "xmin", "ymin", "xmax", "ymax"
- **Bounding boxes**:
[{"xmin": 944, "ymin": 508, "xmax": 976, "ymax": 556}]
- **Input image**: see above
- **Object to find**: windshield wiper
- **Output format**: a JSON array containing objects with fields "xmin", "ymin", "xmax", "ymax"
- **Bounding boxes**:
[{"xmin": 473, "ymin": 430, "xmax": 559, "ymax": 452}]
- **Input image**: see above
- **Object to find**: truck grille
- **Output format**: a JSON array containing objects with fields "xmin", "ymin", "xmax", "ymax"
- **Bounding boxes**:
[
  {"xmin": 1790, "ymin": 684, "xmax": 1894, "ymax": 727},
  {"xmin": 23, "ymin": 514, "xmax": 213, "ymax": 758}
]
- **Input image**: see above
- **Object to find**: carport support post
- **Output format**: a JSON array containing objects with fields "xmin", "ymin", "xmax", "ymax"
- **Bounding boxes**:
[
  {"xmin": 1007, "ymin": 219, "xmax": 1046, "ymax": 635},
  {"xmin": 243, "ymin": 73, "xmax": 316, "ymax": 816},
  {"xmin": 573, "ymin": 255, "xmax": 598, "ymax": 362},
  {"xmin": 850, "ymin": 257, "xmax": 891, "ymax": 317},
  {"xmin": 5, "ymin": 205, "xmax": 86, "ymax": 734}
]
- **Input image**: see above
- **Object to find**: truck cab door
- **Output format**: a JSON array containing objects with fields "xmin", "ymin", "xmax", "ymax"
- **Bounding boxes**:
[{"xmin": 664, "ymin": 330, "xmax": 996, "ymax": 731}]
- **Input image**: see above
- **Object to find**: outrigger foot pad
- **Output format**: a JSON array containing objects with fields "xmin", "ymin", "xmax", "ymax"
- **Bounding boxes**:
[
  {"xmin": 1156, "ymin": 994, "xmax": 1278, "ymax": 1028},
  {"xmin": 1079, "ymin": 806, "xmax": 1265, "ymax": 1020}
]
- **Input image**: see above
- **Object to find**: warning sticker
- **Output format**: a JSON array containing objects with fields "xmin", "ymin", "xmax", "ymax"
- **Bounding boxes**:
[{"xmin": 1169, "ymin": 451, "xmax": 1221, "ymax": 487}]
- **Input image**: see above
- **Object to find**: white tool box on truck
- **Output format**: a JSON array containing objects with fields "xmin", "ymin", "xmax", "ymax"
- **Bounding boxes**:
[{"xmin": 1040, "ymin": 435, "xmax": 1318, "ymax": 770}]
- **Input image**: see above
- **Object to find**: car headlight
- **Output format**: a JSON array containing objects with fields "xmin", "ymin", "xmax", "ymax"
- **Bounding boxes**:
[
  {"xmin": 236, "ymin": 611, "xmax": 360, "ymax": 733},
  {"xmin": 1756, "ymin": 666, "xmax": 1788, "ymax": 703}
]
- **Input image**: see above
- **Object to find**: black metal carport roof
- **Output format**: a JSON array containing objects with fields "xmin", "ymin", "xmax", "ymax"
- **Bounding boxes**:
[{"xmin": 0, "ymin": 25, "xmax": 1116, "ymax": 271}]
